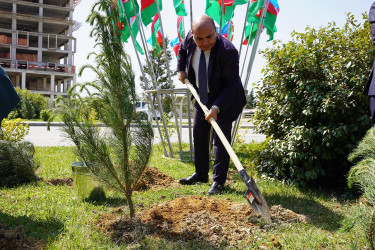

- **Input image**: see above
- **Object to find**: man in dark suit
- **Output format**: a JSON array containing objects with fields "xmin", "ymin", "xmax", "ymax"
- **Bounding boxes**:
[
  {"xmin": 365, "ymin": 1, "xmax": 375, "ymax": 126},
  {"xmin": 176, "ymin": 15, "xmax": 246, "ymax": 195},
  {"xmin": 0, "ymin": 66, "xmax": 20, "ymax": 123}
]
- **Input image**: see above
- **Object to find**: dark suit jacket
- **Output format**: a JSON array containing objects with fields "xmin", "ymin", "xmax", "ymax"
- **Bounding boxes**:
[
  {"xmin": 365, "ymin": 1, "xmax": 375, "ymax": 95},
  {"xmin": 177, "ymin": 31, "xmax": 246, "ymax": 122},
  {"xmin": 0, "ymin": 66, "xmax": 20, "ymax": 122}
]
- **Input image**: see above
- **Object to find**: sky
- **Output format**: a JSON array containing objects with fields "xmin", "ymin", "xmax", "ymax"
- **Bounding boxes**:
[{"xmin": 73, "ymin": 0, "xmax": 375, "ymax": 94}]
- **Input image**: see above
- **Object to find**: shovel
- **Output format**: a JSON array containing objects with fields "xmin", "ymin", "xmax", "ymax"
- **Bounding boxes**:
[{"xmin": 185, "ymin": 79, "xmax": 271, "ymax": 222}]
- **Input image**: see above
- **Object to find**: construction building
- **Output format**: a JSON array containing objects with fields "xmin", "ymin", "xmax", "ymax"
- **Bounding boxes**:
[{"xmin": 0, "ymin": 0, "xmax": 79, "ymax": 99}]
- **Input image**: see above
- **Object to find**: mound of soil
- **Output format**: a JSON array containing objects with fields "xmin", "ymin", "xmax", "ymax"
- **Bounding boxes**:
[
  {"xmin": 98, "ymin": 196, "xmax": 309, "ymax": 247},
  {"xmin": 0, "ymin": 224, "xmax": 45, "ymax": 250},
  {"xmin": 133, "ymin": 167, "xmax": 179, "ymax": 191},
  {"xmin": 46, "ymin": 177, "xmax": 73, "ymax": 186}
]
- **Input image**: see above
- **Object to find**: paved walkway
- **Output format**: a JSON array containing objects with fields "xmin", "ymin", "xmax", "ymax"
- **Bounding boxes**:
[{"xmin": 24, "ymin": 121, "xmax": 266, "ymax": 147}]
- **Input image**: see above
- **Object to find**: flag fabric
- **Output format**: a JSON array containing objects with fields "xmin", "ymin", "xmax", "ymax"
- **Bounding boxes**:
[
  {"xmin": 243, "ymin": 0, "xmax": 279, "ymax": 45},
  {"xmin": 126, "ymin": 16, "xmax": 144, "ymax": 54},
  {"xmin": 218, "ymin": 20, "xmax": 234, "ymax": 42},
  {"xmin": 171, "ymin": 16, "xmax": 185, "ymax": 56},
  {"xmin": 117, "ymin": 0, "xmax": 144, "ymax": 56},
  {"xmin": 170, "ymin": 36, "xmax": 181, "ymax": 56},
  {"xmin": 177, "ymin": 15, "xmax": 184, "ymax": 41},
  {"xmin": 206, "ymin": 0, "xmax": 248, "ymax": 24},
  {"xmin": 118, "ymin": 0, "xmax": 139, "ymax": 19},
  {"xmin": 147, "ymin": 13, "xmax": 163, "ymax": 50},
  {"xmin": 173, "ymin": 0, "xmax": 187, "ymax": 16},
  {"xmin": 205, "ymin": 0, "xmax": 221, "ymax": 24},
  {"xmin": 141, "ymin": 0, "xmax": 163, "ymax": 26}
]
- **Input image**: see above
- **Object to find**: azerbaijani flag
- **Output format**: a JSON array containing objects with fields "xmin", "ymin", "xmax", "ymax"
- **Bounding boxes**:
[
  {"xmin": 173, "ymin": 0, "xmax": 187, "ymax": 16},
  {"xmin": 118, "ymin": 0, "xmax": 139, "ymax": 19},
  {"xmin": 121, "ymin": 15, "xmax": 144, "ymax": 55},
  {"xmin": 206, "ymin": 0, "xmax": 248, "ymax": 24},
  {"xmin": 147, "ymin": 13, "xmax": 163, "ymax": 50},
  {"xmin": 177, "ymin": 15, "xmax": 184, "ymax": 41},
  {"xmin": 243, "ymin": 0, "xmax": 280, "ymax": 45},
  {"xmin": 171, "ymin": 16, "xmax": 185, "ymax": 56},
  {"xmin": 141, "ymin": 0, "xmax": 163, "ymax": 26},
  {"xmin": 170, "ymin": 36, "xmax": 181, "ymax": 56},
  {"xmin": 218, "ymin": 20, "xmax": 234, "ymax": 42},
  {"xmin": 205, "ymin": 0, "xmax": 221, "ymax": 24}
]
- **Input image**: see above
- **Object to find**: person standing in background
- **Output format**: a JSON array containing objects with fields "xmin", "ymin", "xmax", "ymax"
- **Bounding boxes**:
[{"xmin": 365, "ymin": 1, "xmax": 375, "ymax": 126}]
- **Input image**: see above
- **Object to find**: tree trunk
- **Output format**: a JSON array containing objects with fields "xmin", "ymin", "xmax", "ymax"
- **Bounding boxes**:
[{"xmin": 125, "ymin": 192, "xmax": 135, "ymax": 218}]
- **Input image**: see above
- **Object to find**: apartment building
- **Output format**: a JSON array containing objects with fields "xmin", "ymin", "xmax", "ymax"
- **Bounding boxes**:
[{"xmin": 0, "ymin": 0, "xmax": 78, "ymax": 99}]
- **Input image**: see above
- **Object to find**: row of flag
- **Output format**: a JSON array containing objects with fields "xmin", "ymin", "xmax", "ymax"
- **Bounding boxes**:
[{"xmin": 116, "ymin": 0, "xmax": 279, "ymax": 56}]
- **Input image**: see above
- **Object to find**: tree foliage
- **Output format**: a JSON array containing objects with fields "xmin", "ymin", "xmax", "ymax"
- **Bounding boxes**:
[
  {"xmin": 254, "ymin": 14, "xmax": 372, "ymax": 186},
  {"xmin": 245, "ymin": 89, "xmax": 257, "ymax": 109},
  {"xmin": 54, "ymin": 0, "xmax": 153, "ymax": 217}
]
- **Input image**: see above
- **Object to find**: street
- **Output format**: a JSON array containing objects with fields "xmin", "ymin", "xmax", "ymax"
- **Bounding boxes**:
[{"xmin": 24, "ymin": 122, "xmax": 266, "ymax": 147}]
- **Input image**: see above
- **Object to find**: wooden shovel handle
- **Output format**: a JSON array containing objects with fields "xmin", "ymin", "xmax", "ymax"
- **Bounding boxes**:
[{"xmin": 184, "ymin": 79, "xmax": 244, "ymax": 172}]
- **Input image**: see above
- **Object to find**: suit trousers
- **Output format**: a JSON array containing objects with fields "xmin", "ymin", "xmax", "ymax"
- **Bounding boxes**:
[
  {"xmin": 193, "ymin": 104, "xmax": 232, "ymax": 184},
  {"xmin": 370, "ymin": 96, "xmax": 375, "ymax": 126}
]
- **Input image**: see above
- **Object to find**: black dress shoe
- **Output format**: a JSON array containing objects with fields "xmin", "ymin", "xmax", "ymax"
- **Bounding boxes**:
[
  {"xmin": 179, "ymin": 173, "xmax": 208, "ymax": 185},
  {"xmin": 207, "ymin": 182, "xmax": 224, "ymax": 195}
]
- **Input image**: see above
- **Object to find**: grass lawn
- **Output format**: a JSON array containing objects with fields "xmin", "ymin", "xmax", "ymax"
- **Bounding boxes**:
[{"xmin": 0, "ymin": 144, "xmax": 368, "ymax": 249}]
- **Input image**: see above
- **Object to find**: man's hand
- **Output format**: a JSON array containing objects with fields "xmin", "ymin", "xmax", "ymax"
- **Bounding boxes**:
[
  {"xmin": 178, "ymin": 71, "xmax": 188, "ymax": 84},
  {"xmin": 205, "ymin": 107, "xmax": 218, "ymax": 123}
]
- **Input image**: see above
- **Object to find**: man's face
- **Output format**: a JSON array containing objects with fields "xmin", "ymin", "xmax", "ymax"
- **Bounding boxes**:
[{"xmin": 192, "ymin": 24, "xmax": 217, "ymax": 52}]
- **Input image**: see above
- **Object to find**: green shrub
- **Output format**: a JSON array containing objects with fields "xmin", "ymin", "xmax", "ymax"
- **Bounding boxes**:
[
  {"xmin": 40, "ymin": 109, "xmax": 53, "ymax": 121},
  {"xmin": 346, "ymin": 127, "xmax": 375, "ymax": 248},
  {"xmin": 254, "ymin": 14, "xmax": 372, "ymax": 186},
  {"xmin": 1, "ymin": 118, "xmax": 29, "ymax": 142},
  {"xmin": 20, "ymin": 97, "xmax": 36, "ymax": 119},
  {"xmin": 14, "ymin": 88, "xmax": 48, "ymax": 119},
  {"xmin": 7, "ymin": 111, "xmax": 18, "ymax": 119},
  {"xmin": 0, "ymin": 140, "xmax": 39, "ymax": 187}
]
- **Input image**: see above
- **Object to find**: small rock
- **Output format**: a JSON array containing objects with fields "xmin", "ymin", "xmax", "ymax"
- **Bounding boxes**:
[{"xmin": 211, "ymin": 225, "xmax": 223, "ymax": 234}]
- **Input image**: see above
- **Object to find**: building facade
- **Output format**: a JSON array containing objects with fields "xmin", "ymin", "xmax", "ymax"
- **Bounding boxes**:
[{"xmin": 0, "ymin": 0, "xmax": 77, "ymax": 99}]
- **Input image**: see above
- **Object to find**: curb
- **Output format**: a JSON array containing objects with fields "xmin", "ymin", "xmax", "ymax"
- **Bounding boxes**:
[{"xmin": 23, "ymin": 121, "xmax": 254, "ymax": 129}]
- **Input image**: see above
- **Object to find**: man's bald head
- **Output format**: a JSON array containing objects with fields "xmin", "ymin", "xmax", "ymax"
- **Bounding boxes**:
[
  {"xmin": 192, "ymin": 15, "xmax": 216, "ymax": 33},
  {"xmin": 192, "ymin": 15, "xmax": 217, "ymax": 51}
]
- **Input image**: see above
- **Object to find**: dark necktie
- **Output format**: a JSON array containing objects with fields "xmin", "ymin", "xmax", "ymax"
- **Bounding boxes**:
[{"xmin": 198, "ymin": 50, "xmax": 208, "ymax": 104}]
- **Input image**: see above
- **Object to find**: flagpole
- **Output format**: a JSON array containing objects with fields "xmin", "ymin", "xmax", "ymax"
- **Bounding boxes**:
[
  {"xmin": 118, "ymin": 2, "xmax": 169, "ymax": 157},
  {"xmin": 231, "ymin": 0, "xmax": 270, "ymax": 145},
  {"xmin": 155, "ymin": 0, "xmax": 185, "ymax": 160},
  {"xmin": 238, "ymin": 0, "xmax": 252, "ymax": 58},
  {"xmin": 189, "ymin": 0, "xmax": 193, "ymax": 30},
  {"xmin": 129, "ymin": 0, "xmax": 175, "ymax": 158},
  {"xmin": 240, "ymin": 35, "xmax": 252, "ymax": 79},
  {"xmin": 219, "ymin": 0, "xmax": 224, "ymax": 33},
  {"xmin": 243, "ymin": 0, "xmax": 270, "ymax": 91}
]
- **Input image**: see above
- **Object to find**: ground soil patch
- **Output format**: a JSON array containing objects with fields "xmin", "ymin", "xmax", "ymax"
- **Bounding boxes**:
[
  {"xmin": 45, "ymin": 177, "xmax": 73, "ymax": 186},
  {"xmin": 98, "ymin": 196, "xmax": 309, "ymax": 248},
  {"xmin": 133, "ymin": 167, "xmax": 179, "ymax": 191},
  {"xmin": 0, "ymin": 224, "xmax": 46, "ymax": 250}
]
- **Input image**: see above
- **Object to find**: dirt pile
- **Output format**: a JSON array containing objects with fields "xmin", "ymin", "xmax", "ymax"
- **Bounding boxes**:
[
  {"xmin": 0, "ymin": 224, "xmax": 45, "ymax": 250},
  {"xmin": 133, "ymin": 167, "xmax": 179, "ymax": 191},
  {"xmin": 99, "ymin": 196, "xmax": 309, "ymax": 247},
  {"xmin": 46, "ymin": 177, "xmax": 73, "ymax": 186}
]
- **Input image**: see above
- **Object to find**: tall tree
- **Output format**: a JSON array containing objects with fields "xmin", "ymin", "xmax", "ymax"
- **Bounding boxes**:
[
  {"xmin": 246, "ymin": 88, "xmax": 257, "ymax": 109},
  {"xmin": 55, "ymin": 0, "xmax": 153, "ymax": 217},
  {"xmin": 140, "ymin": 39, "xmax": 176, "ymax": 113}
]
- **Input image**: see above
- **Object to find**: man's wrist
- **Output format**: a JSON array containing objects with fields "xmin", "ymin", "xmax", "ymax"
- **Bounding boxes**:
[{"xmin": 211, "ymin": 105, "xmax": 220, "ymax": 113}]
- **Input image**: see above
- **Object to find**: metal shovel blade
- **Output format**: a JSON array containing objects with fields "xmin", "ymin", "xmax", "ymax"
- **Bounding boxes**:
[{"xmin": 240, "ymin": 170, "xmax": 271, "ymax": 222}]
